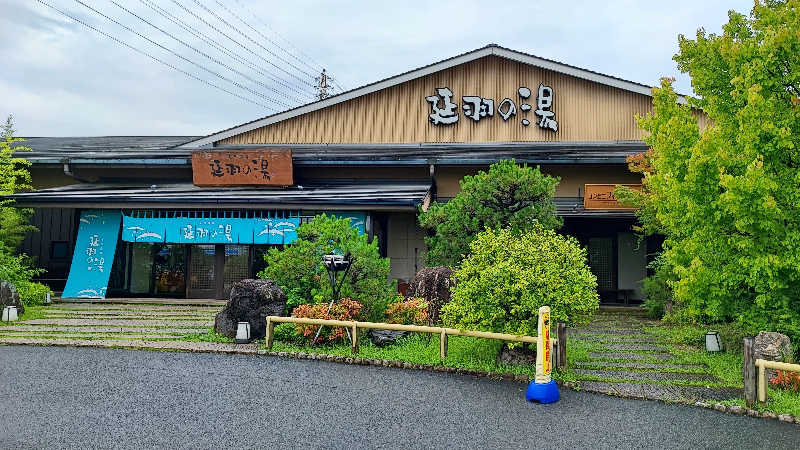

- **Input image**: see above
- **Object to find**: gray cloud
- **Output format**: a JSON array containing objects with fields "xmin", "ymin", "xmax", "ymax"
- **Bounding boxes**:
[{"xmin": 0, "ymin": 0, "xmax": 751, "ymax": 136}]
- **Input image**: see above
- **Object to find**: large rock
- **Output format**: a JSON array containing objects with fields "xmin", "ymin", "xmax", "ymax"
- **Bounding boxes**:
[
  {"xmin": 214, "ymin": 279, "xmax": 287, "ymax": 339},
  {"xmin": 0, "ymin": 281, "xmax": 23, "ymax": 317},
  {"xmin": 497, "ymin": 343, "xmax": 537, "ymax": 366},
  {"xmin": 406, "ymin": 267, "xmax": 454, "ymax": 326},
  {"xmin": 368, "ymin": 329, "xmax": 409, "ymax": 347},
  {"xmin": 754, "ymin": 331, "xmax": 794, "ymax": 379}
]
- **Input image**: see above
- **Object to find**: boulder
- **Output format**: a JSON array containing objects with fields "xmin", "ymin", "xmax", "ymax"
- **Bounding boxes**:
[
  {"xmin": 497, "ymin": 343, "xmax": 537, "ymax": 366},
  {"xmin": 0, "ymin": 281, "xmax": 23, "ymax": 316},
  {"xmin": 406, "ymin": 267, "xmax": 454, "ymax": 326},
  {"xmin": 368, "ymin": 329, "xmax": 409, "ymax": 347},
  {"xmin": 214, "ymin": 279, "xmax": 287, "ymax": 339},
  {"xmin": 754, "ymin": 331, "xmax": 794, "ymax": 379}
]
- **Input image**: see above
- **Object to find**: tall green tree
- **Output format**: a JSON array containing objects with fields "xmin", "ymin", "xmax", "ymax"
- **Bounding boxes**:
[
  {"xmin": 419, "ymin": 159, "xmax": 561, "ymax": 267},
  {"xmin": 617, "ymin": 1, "xmax": 800, "ymax": 337},
  {"xmin": 0, "ymin": 115, "xmax": 36, "ymax": 250}
]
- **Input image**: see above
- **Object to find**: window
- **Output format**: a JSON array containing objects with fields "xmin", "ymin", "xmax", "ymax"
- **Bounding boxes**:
[{"xmin": 50, "ymin": 241, "xmax": 69, "ymax": 260}]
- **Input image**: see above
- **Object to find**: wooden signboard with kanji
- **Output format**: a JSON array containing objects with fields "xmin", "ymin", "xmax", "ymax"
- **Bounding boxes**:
[
  {"xmin": 192, "ymin": 149, "xmax": 293, "ymax": 186},
  {"xmin": 584, "ymin": 184, "xmax": 642, "ymax": 210}
]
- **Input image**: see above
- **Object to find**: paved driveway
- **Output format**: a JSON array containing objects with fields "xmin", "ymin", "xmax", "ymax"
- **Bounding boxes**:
[{"xmin": 0, "ymin": 346, "xmax": 797, "ymax": 449}]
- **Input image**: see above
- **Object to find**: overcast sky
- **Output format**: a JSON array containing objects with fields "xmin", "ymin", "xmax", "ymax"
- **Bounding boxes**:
[{"xmin": 2, "ymin": 0, "xmax": 752, "ymax": 137}]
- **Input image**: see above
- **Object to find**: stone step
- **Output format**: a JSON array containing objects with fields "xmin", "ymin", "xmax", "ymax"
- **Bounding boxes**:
[
  {"xmin": 22, "ymin": 319, "xmax": 211, "ymax": 327},
  {"xmin": 0, "ymin": 332, "xmax": 185, "ymax": 340},
  {"xmin": 604, "ymin": 343, "xmax": 669, "ymax": 352},
  {"xmin": 578, "ymin": 381, "xmax": 741, "ymax": 403},
  {"xmin": 575, "ymin": 369, "xmax": 720, "ymax": 383},
  {"xmin": 0, "ymin": 337, "xmax": 251, "ymax": 352},
  {"xmin": 46, "ymin": 305, "xmax": 223, "ymax": 312},
  {"xmin": 42, "ymin": 314, "xmax": 214, "ymax": 321},
  {"xmin": 0, "ymin": 325, "xmax": 204, "ymax": 334},
  {"xmin": 570, "ymin": 329, "xmax": 650, "ymax": 336},
  {"xmin": 574, "ymin": 361, "xmax": 707, "ymax": 371},
  {"xmin": 569, "ymin": 335, "xmax": 659, "ymax": 344},
  {"xmin": 588, "ymin": 352, "xmax": 675, "ymax": 361},
  {"xmin": 43, "ymin": 310, "xmax": 217, "ymax": 317}
]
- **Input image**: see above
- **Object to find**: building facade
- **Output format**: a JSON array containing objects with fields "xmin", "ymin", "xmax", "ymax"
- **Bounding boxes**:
[{"xmin": 12, "ymin": 45, "xmax": 701, "ymax": 303}]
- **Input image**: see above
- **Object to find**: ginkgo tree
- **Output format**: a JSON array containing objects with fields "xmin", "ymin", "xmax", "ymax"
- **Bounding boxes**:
[{"xmin": 617, "ymin": 1, "xmax": 800, "ymax": 338}]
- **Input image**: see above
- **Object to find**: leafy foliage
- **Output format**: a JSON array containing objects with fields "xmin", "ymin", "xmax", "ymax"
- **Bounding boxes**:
[
  {"xmin": 0, "ymin": 248, "xmax": 48, "ymax": 306},
  {"xmin": 441, "ymin": 227, "xmax": 599, "ymax": 340},
  {"xmin": 292, "ymin": 298, "xmax": 362, "ymax": 343},
  {"xmin": 258, "ymin": 214, "xmax": 395, "ymax": 321},
  {"xmin": 771, "ymin": 370, "xmax": 800, "ymax": 392},
  {"xmin": 0, "ymin": 115, "xmax": 36, "ymax": 250},
  {"xmin": 615, "ymin": 2, "xmax": 800, "ymax": 340},
  {"xmin": 385, "ymin": 297, "xmax": 428, "ymax": 325},
  {"xmin": 641, "ymin": 254, "xmax": 674, "ymax": 319},
  {"xmin": 418, "ymin": 159, "xmax": 561, "ymax": 266}
]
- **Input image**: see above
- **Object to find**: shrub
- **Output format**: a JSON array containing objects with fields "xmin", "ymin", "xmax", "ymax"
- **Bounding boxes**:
[
  {"xmin": 441, "ymin": 226, "xmax": 599, "ymax": 340},
  {"xmin": 273, "ymin": 322, "xmax": 301, "ymax": 343},
  {"xmin": 259, "ymin": 214, "xmax": 395, "ymax": 321},
  {"xmin": 770, "ymin": 370, "xmax": 800, "ymax": 392},
  {"xmin": 0, "ymin": 247, "xmax": 48, "ymax": 306},
  {"xmin": 642, "ymin": 253, "xmax": 673, "ymax": 319},
  {"xmin": 385, "ymin": 297, "xmax": 428, "ymax": 325},
  {"xmin": 292, "ymin": 298, "xmax": 362, "ymax": 344},
  {"xmin": 418, "ymin": 159, "xmax": 561, "ymax": 267}
]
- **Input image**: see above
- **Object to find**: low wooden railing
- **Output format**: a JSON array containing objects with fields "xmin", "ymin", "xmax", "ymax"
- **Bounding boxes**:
[
  {"xmin": 266, "ymin": 316, "xmax": 567, "ymax": 368},
  {"xmin": 743, "ymin": 337, "xmax": 800, "ymax": 405}
]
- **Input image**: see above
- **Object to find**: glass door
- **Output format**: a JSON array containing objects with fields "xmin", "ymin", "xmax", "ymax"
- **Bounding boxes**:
[{"xmin": 188, "ymin": 244, "xmax": 217, "ymax": 298}]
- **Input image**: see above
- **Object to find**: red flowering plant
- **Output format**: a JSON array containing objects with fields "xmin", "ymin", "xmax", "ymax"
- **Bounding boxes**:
[
  {"xmin": 292, "ymin": 298, "xmax": 362, "ymax": 344},
  {"xmin": 385, "ymin": 296, "xmax": 428, "ymax": 326},
  {"xmin": 769, "ymin": 362, "xmax": 800, "ymax": 392}
]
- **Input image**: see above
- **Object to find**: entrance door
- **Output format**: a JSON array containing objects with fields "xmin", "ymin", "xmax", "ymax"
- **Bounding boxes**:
[
  {"xmin": 223, "ymin": 245, "xmax": 250, "ymax": 298},
  {"xmin": 587, "ymin": 237, "xmax": 615, "ymax": 303},
  {"xmin": 188, "ymin": 244, "xmax": 217, "ymax": 298}
]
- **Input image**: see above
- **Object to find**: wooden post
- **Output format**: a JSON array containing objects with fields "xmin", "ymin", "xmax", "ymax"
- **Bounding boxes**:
[
  {"xmin": 557, "ymin": 322, "xmax": 567, "ymax": 370},
  {"xmin": 440, "ymin": 329, "xmax": 448, "ymax": 359},
  {"xmin": 351, "ymin": 322, "xmax": 359, "ymax": 354},
  {"xmin": 743, "ymin": 337, "xmax": 756, "ymax": 407},
  {"xmin": 266, "ymin": 317, "xmax": 275, "ymax": 349},
  {"xmin": 758, "ymin": 361, "xmax": 767, "ymax": 403}
]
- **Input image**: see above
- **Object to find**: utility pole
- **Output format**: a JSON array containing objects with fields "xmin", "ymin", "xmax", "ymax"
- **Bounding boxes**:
[{"xmin": 315, "ymin": 69, "xmax": 333, "ymax": 100}]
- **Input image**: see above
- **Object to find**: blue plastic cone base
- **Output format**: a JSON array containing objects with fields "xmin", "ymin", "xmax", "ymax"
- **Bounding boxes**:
[{"xmin": 526, "ymin": 380, "xmax": 560, "ymax": 404}]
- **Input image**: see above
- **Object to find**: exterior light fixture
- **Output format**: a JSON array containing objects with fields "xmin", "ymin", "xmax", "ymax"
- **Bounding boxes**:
[
  {"xmin": 705, "ymin": 331, "xmax": 722, "ymax": 352},
  {"xmin": 313, "ymin": 253, "xmax": 353, "ymax": 344},
  {"xmin": 2, "ymin": 306, "xmax": 18, "ymax": 322},
  {"xmin": 235, "ymin": 321, "xmax": 252, "ymax": 344}
]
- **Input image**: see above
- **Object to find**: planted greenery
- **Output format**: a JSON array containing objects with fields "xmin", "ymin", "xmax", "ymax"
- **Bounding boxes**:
[
  {"xmin": 441, "ymin": 227, "xmax": 599, "ymax": 339},
  {"xmin": 259, "ymin": 214, "xmax": 395, "ymax": 321},
  {"xmin": 418, "ymin": 159, "xmax": 561, "ymax": 267},
  {"xmin": 614, "ymin": 1, "xmax": 800, "ymax": 344}
]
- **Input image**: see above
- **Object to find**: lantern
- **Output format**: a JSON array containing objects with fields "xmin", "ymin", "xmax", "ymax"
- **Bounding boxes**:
[
  {"xmin": 705, "ymin": 331, "xmax": 722, "ymax": 352},
  {"xmin": 235, "ymin": 321, "xmax": 252, "ymax": 344},
  {"xmin": 2, "ymin": 306, "xmax": 18, "ymax": 322}
]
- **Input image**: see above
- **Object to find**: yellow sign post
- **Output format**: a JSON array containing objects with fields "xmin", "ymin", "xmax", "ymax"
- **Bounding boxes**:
[{"xmin": 526, "ymin": 306, "xmax": 560, "ymax": 403}]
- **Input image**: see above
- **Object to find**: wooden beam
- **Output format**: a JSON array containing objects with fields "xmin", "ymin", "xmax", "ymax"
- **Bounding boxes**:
[{"xmin": 743, "ymin": 337, "xmax": 756, "ymax": 407}]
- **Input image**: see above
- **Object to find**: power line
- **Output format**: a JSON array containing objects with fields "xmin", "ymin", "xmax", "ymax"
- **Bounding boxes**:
[
  {"xmin": 138, "ymin": 0, "xmax": 316, "ymax": 102},
  {"xmin": 169, "ymin": 0, "xmax": 316, "ymax": 96},
  {"xmin": 212, "ymin": 0, "xmax": 317, "ymax": 80},
  {"xmin": 71, "ymin": 0, "xmax": 291, "ymax": 108},
  {"xmin": 230, "ymin": 0, "xmax": 348, "ymax": 92},
  {"xmin": 186, "ymin": 0, "xmax": 316, "ymax": 90},
  {"xmin": 34, "ymin": 0, "xmax": 275, "ymax": 111},
  {"xmin": 109, "ymin": 0, "xmax": 307, "ymax": 106}
]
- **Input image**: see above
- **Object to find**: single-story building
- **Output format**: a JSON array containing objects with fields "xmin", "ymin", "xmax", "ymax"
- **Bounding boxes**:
[{"xmin": 10, "ymin": 45, "xmax": 703, "ymax": 303}]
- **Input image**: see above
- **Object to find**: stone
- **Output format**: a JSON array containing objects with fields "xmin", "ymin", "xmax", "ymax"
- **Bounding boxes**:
[
  {"xmin": 497, "ymin": 343, "xmax": 537, "ymax": 366},
  {"xmin": 214, "ymin": 279, "xmax": 287, "ymax": 340},
  {"xmin": 367, "ymin": 329, "xmax": 409, "ymax": 347},
  {"xmin": 778, "ymin": 414, "xmax": 794, "ymax": 423},
  {"xmin": 713, "ymin": 403, "xmax": 726, "ymax": 412},
  {"xmin": 405, "ymin": 267, "xmax": 454, "ymax": 326},
  {"xmin": 746, "ymin": 409, "xmax": 760, "ymax": 418},
  {"xmin": 0, "ymin": 281, "xmax": 24, "ymax": 317},
  {"xmin": 762, "ymin": 411, "xmax": 778, "ymax": 420},
  {"xmin": 754, "ymin": 331, "xmax": 793, "ymax": 379},
  {"xmin": 728, "ymin": 405, "xmax": 745, "ymax": 415}
]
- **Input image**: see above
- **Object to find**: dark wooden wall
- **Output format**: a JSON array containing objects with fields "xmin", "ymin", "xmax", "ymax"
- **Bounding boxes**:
[{"xmin": 20, "ymin": 208, "xmax": 76, "ymax": 290}]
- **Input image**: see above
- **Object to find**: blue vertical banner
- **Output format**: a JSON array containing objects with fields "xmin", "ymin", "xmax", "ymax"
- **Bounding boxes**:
[{"xmin": 62, "ymin": 210, "xmax": 122, "ymax": 299}]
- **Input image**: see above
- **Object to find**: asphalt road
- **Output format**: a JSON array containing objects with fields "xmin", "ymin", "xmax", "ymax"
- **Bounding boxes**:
[{"xmin": 1, "ymin": 346, "xmax": 798, "ymax": 449}]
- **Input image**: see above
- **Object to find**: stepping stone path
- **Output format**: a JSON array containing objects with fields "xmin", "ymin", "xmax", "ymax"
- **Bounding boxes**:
[
  {"xmin": 0, "ymin": 302, "xmax": 222, "ymax": 346},
  {"xmin": 568, "ymin": 309, "xmax": 742, "ymax": 403}
]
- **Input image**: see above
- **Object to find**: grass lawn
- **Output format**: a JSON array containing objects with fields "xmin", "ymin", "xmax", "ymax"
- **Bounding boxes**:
[{"xmin": 0, "ymin": 305, "xmax": 46, "ymax": 324}]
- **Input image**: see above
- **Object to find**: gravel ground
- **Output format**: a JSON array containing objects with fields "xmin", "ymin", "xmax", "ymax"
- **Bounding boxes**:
[
  {"xmin": 0, "ymin": 345, "xmax": 797, "ymax": 449},
  {"xmin": 0, "ymin": 337, "xmax": 253, "ymax": 352}
]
